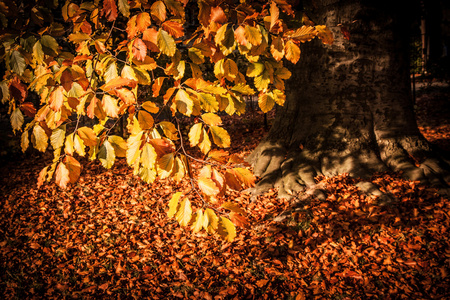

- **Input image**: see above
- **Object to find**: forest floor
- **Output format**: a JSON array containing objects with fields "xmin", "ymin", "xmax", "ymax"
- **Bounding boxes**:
[{"xmin": 0, "ymin": 83, "xmax": 449, "ymax": 299}]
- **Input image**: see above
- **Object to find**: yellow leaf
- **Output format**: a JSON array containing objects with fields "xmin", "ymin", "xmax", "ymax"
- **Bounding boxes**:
[
  {"xmin": 21, "ymin": 130, "xmax": 29, "ymax": 152},
  {"xmin": 117, "ymin": 0, "xmax": 130, "ymax": 17},
  {"xmin": 175, "ymin": 89, "xmax": 194, "ymax": 116},
  {"xmin": 49, "ymin": 86, "xmax": 65, "ymax": 112},
  {"xmin": 246, "ymin": 62, "xmax": 264, "ymax": 77},
  {"xmin": 218, "ymin": 217, "xmax": 236, "ymax": 242},
  {"xmin": 142, "ymin": 101, "xmax": 159, "ymax": 113},
  {"xmin": 32, "ymin": 124, "xmax": 48, "ymax": 152},
  {"xmin": 284, "ymin": 40, "xmax": 301, "ymax": 64},
  {"xmin": 102, "ymin": 95, "xmax": 119, "ymax": 118},
  {"xmin": 203, "ymin": 208, "xmax": 218, "ymax": 233},
  {"xmin": 151, "ymin": 0, "xmax": 166, "ymax": 23},
  {"xmin": 157, "ymin": 29, "xmax": 176, "ymax": 57},
  {"xmin": 176, "ymin": 198, "xmax": 192, "ymax": 227},
  {"xmin": 198, "ymin": 128, "xmax": 211, "ymax": 154},
  {"xmin": 158, "ymin": 152, "xmax": 174, "ymax": 174},
  {"xmin": 68, "ymin": 32, "xmax": 90, "ymax": 43},
  {"xmin": 55, "ymin": 162, "xmax": 70, "ymax": 189},
  {"xmin": 50, "ymin": 125, "xmax": 66, "ymax": 149},
  {"xmin": 139, "ymin": 167, "xmax": 157, "ymax": 184},
  {"xmin": 10, "ymin": 108, "xmax": 24, "ymax": 133},
  {"xmin": 275, "ymin": 67, "xmax": 292, "ymax": 80},
  {"xmin": 223, "ymin": 59, "xmax": 238, "ymax": 82},
  {"xmin": 258, "ymin": 92, "xmax": 275, "ymax": 113},
  {"xmin": 98, "ymin": 139, "xmax": 116, "ymax": 169},
  {"xmin": 188, "ymin": 123, "xmax": 203, "ymax": 147},
  {"xmin": 108, "ymin": 135, "xmax": 127, "ymax": 157},
  {"xmin": 232, "ymin": 168, "xmax": 256, "ymax": 188},
  {"xmin": 64, "ymin": 133, "xmax": 74, "ymax": 155},
  {"xmin": 254, "ymin": 69, "xmax": 271, "ymax": 91},
  {"xmin": 198, "ymin": 177, "xmax": 220, "ymax": 196},
  {"xmin": 191, "ymin": 209, "xmax": 204, "ymax": 233},
  {"xmin": 140, "ymin": 143, "xmax": 157, "ymax": 169},
  {"xmin": 316, "ymin": 25, "xmax": 334, "ymax": 45},
  {"xmin": 210, "ymin": 126, "xmax": 230, "ymax": 148},
  {"xmin": 244, "ymin": 25, "xmax": 262, "ymax": 46},
  {"xmin": 198, "ymin": 93, "xmax": 219, "ymax": 112},
  {"xmin": 168, "ymin": 192, "xmax": 182, "ymax": 218},
  {"xmin": 77, "ymin": 126, "xmax": 97, "ymax": 147},
  {"xmin": 202, "ymin": 113, "xmax": 222, "ymax": 126},
  {"xmin": 73, "ymin": 134, "xmax": 86, "ymax": 156},
  {"xmin": 121, "ymin": 65, "xmax": 137, "ymax": 81},
  {"xmin": 159, "ymin": 121, "xmax": 178, "ymax": 140},
  {"xmin": 126, "ymin": 131, "xmax": 143, "ymax": 166},
  {"xmin": 272, "ymin": 89, "xmax": 286, "ymax": 106},
  {"xmin": 188, "ymin": 47, "xmax": 204, "ymax": 64},
  {"xmin": 287, "ymin": 25, "xmax": 318, "ymax": 43},
  {"xmin": 136, "ymin": 12, "xmax": 151, "ymax": 32}
]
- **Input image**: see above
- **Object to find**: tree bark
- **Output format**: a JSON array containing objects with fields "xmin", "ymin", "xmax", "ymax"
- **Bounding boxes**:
[{"xmin": 247, "ymin": 0, "xmax": 450, "ymax": 199}]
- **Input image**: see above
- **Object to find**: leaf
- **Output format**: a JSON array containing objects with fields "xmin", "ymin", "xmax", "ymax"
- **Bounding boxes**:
[
  {"xmin": 218, "ymin": 217, "xmax": 236, "ymax": 242},
  {"xmin": 100, "ymin": 77, "xmax": 137, "ymax": 92},
  {"xmin": 50, "ymin": 125, "xmax": 66, "ymax": 149},
  {"xmin": 316, "ymin": 25, "xmax": 334, "ymax": 45},
  {"xmin": 32, "ymin": 124, "xmax": 48, "ymax": 152},
  {"xmin": 33, "ymin": 41, "xmax": 44, "ymax": 65},
  {"xmin": 152, "ymin": 77, "xmax": 166, "ymax": 97},
  {"xmin": 247, "ymin": 62, "xmax": 265, "ymax": 77},
  {"xmin": 9, "ymin": 77, "xmax": 27, "ymax": 103},
  {"xmin": 259, "ymin": 92, "xmax": 275, "ymax": 113},
  {"xmin": 244, "ymin": 25, "xmax": 262, "ymax": 46},
  {"xmin": 284, "ymin": 40, "xmax": 301, "ymax": 63},
  {"xmin": 162, "ymin": 20, "xmax": 184, "ymax": 38},
  {"xmin": 202, "ymin": 113, "xmax": 222, "ymax": 126},
  {"xmin": 198, "ymin": 93, "xmax": 218, "ymax": 112},
  {"xmin": 198, "ymin": 128, "xmax": 211, "ymax": 154},
  {"xmin": 77, "ymin": 127, "xmax": 97, "ymax": 147},
  {"xmin": 271, "ymin": 36, "xmax": 285, "ymax": 61},
  {"xmin": 157, "ymin": 29, "xmax": 176, "ymax": 57},
  {"xmin": 159, "ymin": 121, "xmax": 178, "ymax": 140},
  {"xmin": 108, "ymin": 135, "xmax": 127, "ymax": 157},
  {"xmin": 272, "ymin": 89, "xmax": 286, "ymax": 106},
  {"xmin": 102, "ymin": 0, "xmax": 118, "ymax": 21},
  {"xmin": 126, "ymin": 131, "xmax": 143, "ymax": 166},
  {"xmin": 138, "ymin": 110, "xmax": 154, "ymax": 130},
  {"xmin": 64, "ymin": 133, "xmax": 74, "ymax": 155},
  {"xmin": 117, "ymin": 0, "xmax": 130, "ymax": 17},
  {"xmin": 37, "ymin": 166, "xmax": 48, "ymax": 189},
  {"xmin": 140, "ymin": 143, "xmax": 157, "ymax": 169},
  {"xmin": 208, "ymin": 149, "xmax": 228, "ymax": 164},
  {"xmin": 68, "ymin": 32, "xmax": 90, "ymax": 43},
  {"xmin": 40, "ymin": 35, "xmax": 59, "ymax": 56},
  {"xmin": 102, "ymin": 95, "xmax": 119, "ymax": 118},
  {"xmin": 151, "ymin": 1, "xmax": 166, "ymax": 23},
  {"xmin": 175, "ymin": 89, "xmax": 194, "ymax": 116},
  {"xmin": 21, "ymin": 131, "xmax": 29, "ymax": 152},
  {"xmin": 203, "ymin": 208, "xmax": 218, "ymax": 233},
  {"xmin": 158, "ymin": 152, "xmax": 174, "ymax": 173},
  {"xmin": 49, "ymin": 86, "xmax": 65, "ymax": 111},
  {"xmin": 55, "ymin": 162, "xmax": 70, "ymax": 189},
  {"xmin": 73, "ymin": 134, "xmax": 86, "ymax": 156},
  {"xmin": 191, "ymin": 210, "xmax": 204, "ymax": 233},
  {"xmin": 10, "ymin": 50, "xmax": 26, "ymax": 76},
  {"xmin": 210, "ymin": 6, "xmax": 227, "ymax": 24},
  {"xmin": 142, "ymin": 101, "xmax": 159, "ymax": 113},
  {"xmin": 98, "ymin": 139, "xmax": 116, "ymax": 169},
  {"xmin": 136, "ymin": 12, "xmax": 151, "ymax": 32},
  {"xmin": 270, "ymin": 2, "xmax": 280, "ymax": 31},
  {"xmin": 10, "ymin": 108, "xmax": 24, "ymax": 133},
  {"xmin": 210, "ymin": 126, "xmax": 230, "ymax": 148},
  {"xmin": 103, "ymin": 61, "xmax": 119, "ymax": 83},
  {"xmin": 132, "ymin": 38, "xmax": 147, "ymax": 61},
  {"xmin": 287, "ymin": 25, "xmax": 318, "ymax": 43},
  {"xmin": 168, "ymin": 192, "xmax": 182, "ymax": 218},
  {"xmin": 115, "ymin": 88, "xmax": 136, "ymax": 105},
  {"xmin": 198, "ymin": 177, "xmax": 220, "ymax": 196},
  {"xmin": 188, "ymin": 123, "xmax": 203, "ymax": 147},
  {"xmin": 176, "ymin": 198, "xmax": 192, "ymax": 227},
  {"xmin": 221, "ymin": 202, "xmax": 247, "ymax": 215},
  {"xmin": 234, "ymin": 26, "xmax": 247, "ymax": 45},
  {"xmin": 232, "ymin": 168, "xmax": 256, "ymax": 188},
  {"xmin": 223, "ymin": 59, "xmax": 239, "ymax": 81},
  {"xmin": 231, "ymin": 83, "xmax": 255, "ymax": 95},
  {"xmin": 64, "ymin": 155, "xmax": 81, "ymax": 183}
]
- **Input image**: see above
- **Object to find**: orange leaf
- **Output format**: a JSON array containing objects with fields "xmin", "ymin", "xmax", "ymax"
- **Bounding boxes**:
[
  {"xmin": 162, "ymin": 20, "xmax": 184, "ymax": 38},
  {"xmin": 100, "ymin": 77, "xmax": 137, "ymax": 92},
  {"xmin": 126, "ymin": 15, "xmax": 138, "ymax": 39},
  {"xmin": 136, "ymin": 12, "xmax": 151, "ymax": 32},
  {"xmin": 20, "ymin": 102, "xmax": 36, "ymax": 118},
  {"xmin": 142, "ymin": 28, "xmax": 160, "ymax": 52},
  {"xmin": 198, "ymin": 177, "xmax": 220, "ymax": 196},
  {"xmin": 316, "ymin": 25, "xmax": 334, "ymax": 45},
  {"xmin": 270, "ymin": 2, "xmax": 279, "ymax": 31},
  {"xmin": 152, "ymin": 77, "xmax": 166, "ymax": 97},
  {"xmin": 55, "ymin": 162, "xmax": 70, "ymax": 189},
  {"xmin": 9, "ymin": 77, "xmax": 27, "ymax": 102},
  {"xmin": 115, "ymin": 88, "xmax": 136, "ymax": 105},
  {"xmin": 102, "ymin": 0, "xmax": 118, "ymax": 22},
  {"xmin": 64, "ymin": 155, "xmax": 81, "ymax": 183},
  {"xmin": 60, "ymin": 69, "xmax": 73, "ymax": 92},
  {"xmin": 151, "ymin": 0, "xmax": 166, "ymax": 23},
  {"xmin": 210, "ymin": 6, "xmax": 227, "ymax": 24},
  {"xmin": 229, "ymin": 212, "xmax": 249, "ymax": 228},
  {"xmin": 49, "ymin": 86, "xmax": 65, "ymax": 111},
  {"xmin": 77, "ymin": 126, "xmax": 97, "ymax": 147},
  {"xmin": 132, "ymin": 38, "xmax": 147, "ymax": 61},
  {"xmin": 270, "ymin": 36, "xmax": 284, "ymax": 61},
  {"xmin": 234, "ymin": 26, "xmax": 247, "ymax": 45}
]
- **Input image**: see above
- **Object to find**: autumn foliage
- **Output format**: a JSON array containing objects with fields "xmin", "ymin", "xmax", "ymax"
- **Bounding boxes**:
[{"xmin": 0, "ymin": 0, "xmax": 332, "ymax": 240}]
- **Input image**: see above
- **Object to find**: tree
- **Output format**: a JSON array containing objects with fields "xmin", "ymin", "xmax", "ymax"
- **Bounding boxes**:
[
  {"xmin": 247, "ymin": 0, "xmax": 450, "ymax": 199},
  {"xmin": 0, "ymin": 0, "xmax": 333, "ymax": 240}
]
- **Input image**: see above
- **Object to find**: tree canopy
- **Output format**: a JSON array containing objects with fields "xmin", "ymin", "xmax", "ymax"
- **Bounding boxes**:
[{"xmin": 0, "ymin": 0, "xmax": 332, "ymax": 240}]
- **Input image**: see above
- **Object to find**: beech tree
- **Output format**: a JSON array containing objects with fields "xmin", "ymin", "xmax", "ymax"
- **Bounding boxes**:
[
  {"xmin": 247, "ymin": 0, "xmax": 450, "ymax": 199},
  {"xmin": 0, "ymin": 0, "xmax": 333, "ymax": 240}
]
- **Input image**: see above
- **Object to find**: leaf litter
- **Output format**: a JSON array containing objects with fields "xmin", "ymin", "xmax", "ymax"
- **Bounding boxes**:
[{"xmin": 0, "ymin": 94, "xmax": 449, "ymax": 299}]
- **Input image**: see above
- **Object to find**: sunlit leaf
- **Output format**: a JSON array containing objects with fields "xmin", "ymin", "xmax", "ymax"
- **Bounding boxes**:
[
  {"xmin": 176, "ymin": 198, "xmax": 192, "ymax": 227},
  {"xmin": 167, "ymin": 192, "xmax": 182, "ymax": 218},
  {"xmin": 316, "ymin": 25, "xmax": 334, "ymax": 45},
  {"xmin": 117, "ymin": 0, "xmax": 130, "ymax": 17},
  {"xmin": 98, "ymin": 139, "xmax": 116, "ymax": 169},
  {"xmin": 127, "ymin": 130, "xmax": 143, "ymax": 166},
  {"xmin": 136, "ymin": 12, "xmax": 151, "ymax": 32},
  {"xmin": 50, "ymin": 125, "xmax": 66, "ymax": 149},
  {"xmin": 140, "ymin": 143, "xmax": 157, "ymax": 169},
  {"xmin": 159, "ymin": 121, "xmax": 178, "ymax": 140},
  {"xmin": 102, "ymin": 0, "xmax": 118, "ymax": 21},
  {"xmin": 55, "ymin": 162, "xmax": 70, "ymax": 189},
  {"xmin": 221, "ymin": 202, "xmax": 247, "ymax": 215},
  {"xmin": 284, "ymin": 40, "xmax": 301, "ymax": 64},
  {"xmin": 175, "ymin": 89, "xmax": 194, "ymax": 116},
  {"xmin": 10, "ymin": 108, "xmax": 24, "ymax": 133},
  {"xmin": 202, "ymin": 113, "xmax": 222, "ymax": 126},
  {"xmin": 287, "ymin": 25, "xmax": 318, "ymax": 43},
  {"xmin": 102, "ymin": 95, "xmax": 119, "ymax": 118},
  {"xmin": 218, "ymin": 217, "xmax": 236, "ymax": 242},
  {"xmin": 32, "ymin": 124, "xmax": 48, "ymax": 152},
  {"xmin": 157, "ymin": 29, "xmax": 176, "ymax": 57},
  {"xmin": 259, "ymin": 92, "xmax": 275, "ymax": 113},
  {"xmin": 77, "ymin": 127, "xmax": 97, "ymax": 147},
  {"xmin": 198, "ymin": 177, "xmax": 220, "ymax": 196},
  {"xmin": 138, "ymin": 110, "xmax": 154, "ymax": 130},
  {"xmin": 244, "ymin": 25, "xmax": 262, "ymax": 46},
  {"xmin": 151, "ymin": 1, "xmax": 166, "ymax": 23},
  {"xmin": 162, "ymin": 20, "xmax": 184, "ymax": 38},
  {"xmin": 191, "ymin": 209, "xmax": 204, "ymax": 233},
  {"xmin": 203, "ymin": 208, "xmax": 218, "ymax": 233},
  {"xmin": 108, "ymin": 135, "xmax": 127, "ymax": 157},
  {"xmin": 64, "ymin": 155, "xmax": 81, "ymax": 183},
  {"xmin": 271, "ymin": 36, "xmax": 284, "ymax": 61},
  {"xmin": 210, "ymin": 126, "xmax": 230, "ymax": 148},
  {"xmin": 21, "ymin": 130, "xmax": 29, "ymax": 152},
  {"xmin": 188, "ymin": 123, "xmax": 203, "ymax": 147}
]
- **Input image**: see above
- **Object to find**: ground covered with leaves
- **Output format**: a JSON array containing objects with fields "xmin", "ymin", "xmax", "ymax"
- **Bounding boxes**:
[{"xmin": 1, "ymin": 85, "xmax": 450, "ymax": 299}]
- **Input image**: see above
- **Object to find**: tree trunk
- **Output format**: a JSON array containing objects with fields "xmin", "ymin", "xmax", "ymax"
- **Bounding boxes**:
[{"xmin": 247, "ymin": 0, "xmax": 450, "ymax": 199}]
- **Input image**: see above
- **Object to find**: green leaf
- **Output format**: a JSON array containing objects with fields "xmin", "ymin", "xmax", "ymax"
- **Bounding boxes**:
[
  {"xmin": 10, "ymin": 51, "xmax": 26, "ymax": 76},
  {"xmin": 50, "ymin": 125, "xmax": 66, "ymax": 149},
  {"xmin": 218, "ymin": 216, "xmax": 236, "ymax": 242},
  {"xmin": 40, "ymin": 35, "xmax": 59, "ymax": 56},
  {"xmin": 32, "ymin": 124, "xmax": 48, "ymax": 152},
  {"xmin": 98, "ymin": 139, "xmax": 116, "ymax": 169},
  {"xmin": 157, "ymin": 29, "xmax": 176, "ymax": 57},
  {"xmin": 168, "ymin": 192, "xmax": 182, "ymax": 218},
  {"xmin": 210, "ymin": 126, "xmax": 230, "ymax": 148},
  {"xmin": 10, "ymin": 108, "xmax": 24, "ymax": 132},
  {"xmin": 176, "ymin": 198, "xmax": 192, "ymax": 227}
]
